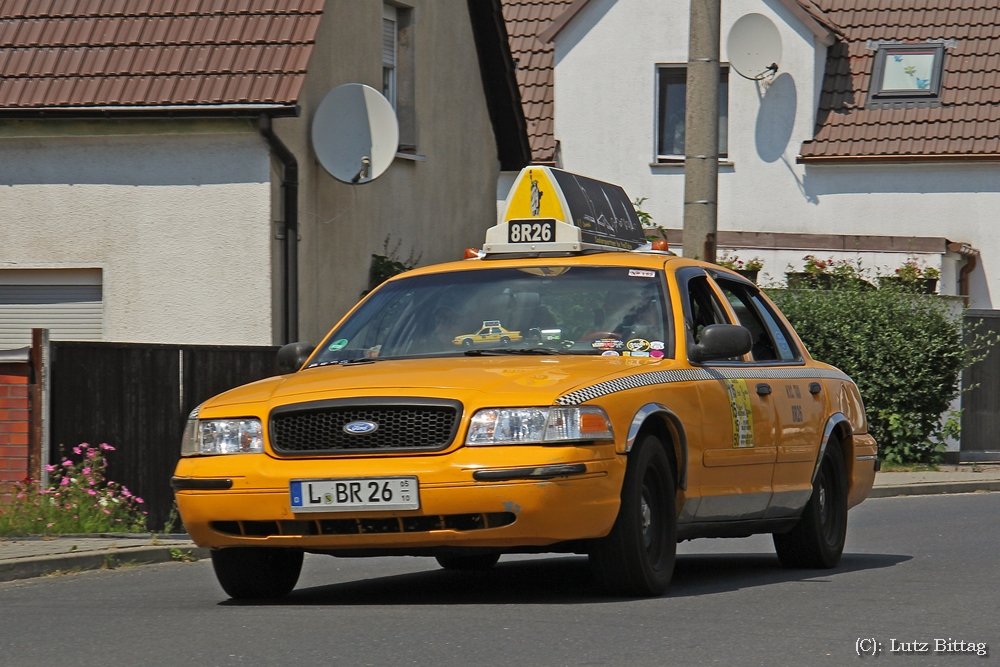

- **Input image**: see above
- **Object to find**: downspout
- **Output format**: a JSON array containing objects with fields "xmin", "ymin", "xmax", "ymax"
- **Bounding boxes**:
[
  {"xmin": 948, "ymin": 241, "xmax": 979, "ymax": 307},
  {"xmin": 259, "ymin": 115, "xmax": 299, "ymax": 343}
]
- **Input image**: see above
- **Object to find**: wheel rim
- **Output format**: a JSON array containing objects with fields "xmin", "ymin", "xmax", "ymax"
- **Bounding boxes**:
[
  {"xmin": 818, "ymin": 458, "xmax": 840, "ymax": 546},
  {"xmin": 640, "ymin": 469, "xmax": 664, "ymax": 563}
]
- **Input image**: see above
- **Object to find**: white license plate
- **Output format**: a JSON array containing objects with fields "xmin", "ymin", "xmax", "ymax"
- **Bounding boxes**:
[{"xmin": 290, "ymin": 477, "xmax": 419, "ymax": 513}]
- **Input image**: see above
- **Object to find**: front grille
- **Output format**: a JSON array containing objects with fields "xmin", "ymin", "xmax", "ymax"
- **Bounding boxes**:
[
  {"xmin": 211, "ymin": 512, "xmax": 517, "ymax": 537},
  {"xmin": 269, "ymin": 398, "xmax": 461, "ymax": 455}
]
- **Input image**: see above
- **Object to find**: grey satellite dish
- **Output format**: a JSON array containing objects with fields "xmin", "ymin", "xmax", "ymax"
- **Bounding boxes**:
[
  {"xmin": 727, "ymin": 14, "xmax": 782, "ymax": 80},
  {"xmin": 312, "ymin": 83, "xmax": 399, "ymax": 184}
]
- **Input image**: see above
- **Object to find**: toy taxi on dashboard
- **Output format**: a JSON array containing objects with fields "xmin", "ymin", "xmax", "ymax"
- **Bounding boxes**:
[{"xmin": 172, "ymin": 167, "xmax": 878, "ymax": 600}]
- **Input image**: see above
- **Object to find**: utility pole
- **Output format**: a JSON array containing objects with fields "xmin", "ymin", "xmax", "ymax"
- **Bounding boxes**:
[{"xmin": 682, "ymin": 0, "xmax": 721, "ymax": 263}]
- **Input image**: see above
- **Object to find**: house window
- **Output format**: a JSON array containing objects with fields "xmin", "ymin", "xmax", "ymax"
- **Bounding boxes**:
[
  {"xmin": 656, "ymin": 66, "xmax": 728, "ymax": 161},
  {"xmin": 869, "ymin": 43, "xmax": 945, "ymax": 103},
  {"xmin": 382, "ymin": 3, "xmax": 416, "ymax": 151}
]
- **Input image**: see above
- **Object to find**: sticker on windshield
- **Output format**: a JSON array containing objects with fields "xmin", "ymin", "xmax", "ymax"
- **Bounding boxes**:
[
  {"xmin": 328, "ymin": 339, "xmax": 349, "ymax": 351},
  {"xmin": 628, "ymin": 269, "xmax": 656, "ymax": 278},
  {"xmin": 626, "ymin": 339, "xmax": 651, "ymax": 353},
  {"xmin": 591, "ymin": 338, "xmax": 624, "ymax": 350},
  {"xmin": 624, "ymin": 350, "xmax": 650, "ymax": 357},
  {"xmin": 650, "ymin": 350, "xmax": 664, "ymax": 359},
  {"xmin": 649, "ymin": 341, "xmax": 665, "ymax": 350},
  {"xmin": 725, "ymin": 379, "xmax": 755, "ymax": 449},
  {"xmin": 601, "ymin": 350, "xmax": 620, "ymax": 356}
]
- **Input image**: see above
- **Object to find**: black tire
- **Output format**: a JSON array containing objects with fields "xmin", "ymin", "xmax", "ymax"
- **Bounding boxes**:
[
  {"xmin": 589, "ymin": 433, "xmax": 677, "ymax": 596},
  {"xmin": 211, "ymin": 547, "xmax": 303, "ymax": 600},
  {"xmin": 462, "ymin": 338, "xmax": 474, "ymax": 347},
  {"xmin": 773, "ymin": 436, "xmax": 848, "ymax": 569},
  {"xmin": 435, "ymin": 553, "xmax": 501, "ymax": 571},
  {"xmin": 500, "ymin": 336, "xmax": 511, "ymax": 345}
]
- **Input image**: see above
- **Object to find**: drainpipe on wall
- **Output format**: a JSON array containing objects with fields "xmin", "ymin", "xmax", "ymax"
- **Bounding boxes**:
[
  {"xmin": 259, "ymin": 115, "xmax": 299, "ymax": 343},
  {"xmin": 948, "ymin": 241, "xmax": 979, "ymax": 307}
]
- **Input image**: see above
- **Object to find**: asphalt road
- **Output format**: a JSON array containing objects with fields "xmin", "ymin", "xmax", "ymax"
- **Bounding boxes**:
[{"xmin": 1, "ymin": 493, "xmax": 997, "ymax": 667}]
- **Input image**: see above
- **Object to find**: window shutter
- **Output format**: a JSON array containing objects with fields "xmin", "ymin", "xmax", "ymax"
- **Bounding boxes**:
[
  {"xmin": 382, "ymin": 18, "xmax": 396, "ymax": 67},
  {"xmin": 0, "ymin": 285, "xmax": 103, "ymax": 348}
]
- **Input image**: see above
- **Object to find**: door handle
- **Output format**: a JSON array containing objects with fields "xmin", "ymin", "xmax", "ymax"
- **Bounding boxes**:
[
  {"xmin": 809, "ymin": 382, "xmax": 822, "ymax": 395},
  {"xmin": 756, "ymin": 383, "xmax": 772, "ymax": 396}
]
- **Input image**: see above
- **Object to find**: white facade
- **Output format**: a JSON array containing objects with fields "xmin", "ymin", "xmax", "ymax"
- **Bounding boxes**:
[
  {"xmin": 0, "ymin": 120, "xmax": 274, "ymax": 346},
  {"xmin": 551, "ymin": 0, "xmax": 996, "ymax": 307}
]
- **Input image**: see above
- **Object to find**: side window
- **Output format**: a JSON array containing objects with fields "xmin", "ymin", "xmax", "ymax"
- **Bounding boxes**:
[
  {"xmin": 715, "ymin": 279, "xmax": 797, "ymax": 362},
  {"xmin": 686, "ymin": 275, "xmax": 731, "ymax": 343}
]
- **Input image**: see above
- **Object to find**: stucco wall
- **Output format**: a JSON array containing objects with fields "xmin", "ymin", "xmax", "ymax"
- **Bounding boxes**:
[
  {"xmin": 272, "ymin": 0, "xmax": 503, "ymax": 343},
  {"xmin": 552, "ymin": 0, "xmax": 998, "ymax": 308},
  {"xmin": 0, "ymin": 120, "xmax": 274, "ymax": 345}
]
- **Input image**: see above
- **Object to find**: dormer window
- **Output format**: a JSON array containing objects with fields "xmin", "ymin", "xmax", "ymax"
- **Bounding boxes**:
[{"xmin": 868, "ymin": 43, "xmax": 945, "ymax": 104}]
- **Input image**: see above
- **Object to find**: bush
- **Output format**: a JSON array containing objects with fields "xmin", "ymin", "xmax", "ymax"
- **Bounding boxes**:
[
  {"xmin": 0, "ymin": 443, "xmax": 147, "ymax": 536},
  {"xmin": 767, "ymin": 283, "xmax": 981, "ymax": 464}
]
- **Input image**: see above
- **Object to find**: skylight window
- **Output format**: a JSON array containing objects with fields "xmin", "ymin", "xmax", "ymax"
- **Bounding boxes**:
[{"xmin": 869, "ymin": 43, "xmax": 945, "ymax": 103}]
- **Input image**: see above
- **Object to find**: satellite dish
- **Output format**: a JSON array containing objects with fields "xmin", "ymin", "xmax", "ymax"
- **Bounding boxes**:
[
  {"xmin": 727, "ymin": 14, "xmax": 782, "ymax": 80},
  {"xmin": 311, "ymin": 83, "xmax": 399, "ymax": 184}
]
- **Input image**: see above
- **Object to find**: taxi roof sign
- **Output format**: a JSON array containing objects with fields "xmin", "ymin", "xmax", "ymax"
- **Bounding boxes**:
[{"xmin": 485, "ymin": 167, "xmax": 646, "ymax": 255}]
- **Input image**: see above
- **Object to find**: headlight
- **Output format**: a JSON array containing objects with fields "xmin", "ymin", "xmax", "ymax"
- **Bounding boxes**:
[
  {"xmin": 180, "ymin": 416, "xmax": 263, "ymax": 456},
  {"xmin": 466, "ymin": 406, "xmax": 614, "ymax": 445}
]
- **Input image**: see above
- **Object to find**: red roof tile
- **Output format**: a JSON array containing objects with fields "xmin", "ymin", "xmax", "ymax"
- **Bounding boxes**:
[
  {"xmin": 0, "ymin": 0, "xmax": 321, "ymax": 108},
  {"xmin": 500, "ymin": 0, "xmax": 573, "ymax": 163},
  {"xmin": 801, "ymin": 0, "xmax": 1000, "ymax": 160}
]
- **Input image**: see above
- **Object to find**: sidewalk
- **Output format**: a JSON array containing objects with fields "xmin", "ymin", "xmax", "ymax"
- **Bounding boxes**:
[
  {"xmin": 0, "ymin": 534, "xmax": 208, "ymax": 583},
  {"xmin": 871, "ymin": 463, "xmax": 1000, "ymax": 498}
]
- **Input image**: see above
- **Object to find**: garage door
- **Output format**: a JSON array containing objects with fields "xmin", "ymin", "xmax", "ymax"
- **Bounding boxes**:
[{"xmin": 0, "ymin": 276, "xmax": 103, "ymax": 349}]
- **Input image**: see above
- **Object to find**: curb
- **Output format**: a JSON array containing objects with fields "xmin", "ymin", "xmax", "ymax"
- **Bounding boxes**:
[
  {"xmin": 0, "ymin": 545, "xmax": 210, "ymax": 583},
  {"xmin": 871, "ymin": 481, "xmax": 1000, "ymax": 498}
]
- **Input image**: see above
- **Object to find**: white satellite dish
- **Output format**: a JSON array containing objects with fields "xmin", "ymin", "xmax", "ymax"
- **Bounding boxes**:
[
  {"xmin": 311, "ymin": 83, "xmax": 399, "ymax": 184},
  {"xmin": 727, "ymin": 14, "xmax": 782, "ymax": 80}
]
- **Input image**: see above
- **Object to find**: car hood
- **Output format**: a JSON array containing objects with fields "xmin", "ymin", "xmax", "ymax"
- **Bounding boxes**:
[{"xmin": 199, "ymin": 355, "xmax": 665, "ymax": 414}]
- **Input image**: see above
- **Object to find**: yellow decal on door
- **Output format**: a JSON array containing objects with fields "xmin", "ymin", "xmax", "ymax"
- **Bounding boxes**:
[{"xmin": 725, "ymin": 379, "xmax": 755, "ymax": 448}]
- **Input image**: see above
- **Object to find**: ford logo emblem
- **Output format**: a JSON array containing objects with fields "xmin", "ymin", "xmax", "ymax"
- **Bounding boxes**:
[{"xmin": 344, "ymin": 420, "xmax": 379, "ymax": 435}]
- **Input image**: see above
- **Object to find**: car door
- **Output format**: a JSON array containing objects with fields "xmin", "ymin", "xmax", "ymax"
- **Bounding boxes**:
[
  {"xmin": 710, "ymin": 274, "xmax": 825, "ymax": 519},
  {"xmin": 676, "ymin": 268, "xmax": 776, "ymax": 522}
]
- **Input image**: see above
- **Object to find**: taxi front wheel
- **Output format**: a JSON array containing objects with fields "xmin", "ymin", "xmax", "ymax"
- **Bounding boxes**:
[
  {"xmin": 773, "ymin": 436, "xmax": 848, "ymax": 569},
  {"xmin": 589, "ymin": 433, "xmax": 677, "ymax": 596},
  {"xmin": 211, "ymin": 547, "xmax": 303, "ymax": 600}
]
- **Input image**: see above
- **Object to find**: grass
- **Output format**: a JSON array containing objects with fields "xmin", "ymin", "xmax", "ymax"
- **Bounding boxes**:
[{"xmin": 880, "ymin": 462, "xmax": 941, "ymax": 472}]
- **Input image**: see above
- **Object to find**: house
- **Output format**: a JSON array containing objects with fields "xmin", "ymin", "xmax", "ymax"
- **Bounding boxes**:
[
  {"xmin": 0, "ymin": 0, "xmax": 529, "ymax": 349},
  {"xmin": 504, "ymin": 0, "xmax": 995, "ymax": 307}
]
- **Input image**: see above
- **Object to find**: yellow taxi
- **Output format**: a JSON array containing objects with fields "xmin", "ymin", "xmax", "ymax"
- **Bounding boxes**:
[
  {"xmin": 172, "ymin": 167, "xmax": 878, "ymax": 600},
  {"xmin": 452, "ymin": 320, "xmax": 523, "ymax": 347}
]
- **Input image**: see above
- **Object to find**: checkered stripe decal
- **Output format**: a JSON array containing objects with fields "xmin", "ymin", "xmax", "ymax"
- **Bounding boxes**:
[{"xmin": 555, "ymin": 367, "xmax": 851, "ymax": 406}]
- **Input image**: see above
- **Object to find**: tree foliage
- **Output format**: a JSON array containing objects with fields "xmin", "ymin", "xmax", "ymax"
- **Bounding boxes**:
[{"xmin": 767, "ymin": 284, "xmax": 985, "ymax": 464}]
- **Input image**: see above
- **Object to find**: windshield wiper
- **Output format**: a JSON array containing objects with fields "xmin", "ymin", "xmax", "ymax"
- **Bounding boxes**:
[
  {"xmin": 465, "ymin": 347, "xmax": 568, "ymax": 356},
  {"xmin": 337, "ymin": 358, "xmax": 381, "ymax": 365}
]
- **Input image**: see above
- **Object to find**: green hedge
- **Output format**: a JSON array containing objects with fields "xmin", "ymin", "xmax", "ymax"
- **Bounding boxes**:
[{"xmin": 767, "ymin": 284, "xmax": 976, "ymax": 464}]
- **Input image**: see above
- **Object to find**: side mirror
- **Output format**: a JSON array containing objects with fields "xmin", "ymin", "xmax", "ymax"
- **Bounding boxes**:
[
  {"xmin": 277, "ymin": 341, "xmax": 315, "ymax": 374},
  {"xmin": 688, "ymin": 324, "xmax": 752, "ymax": 363}
]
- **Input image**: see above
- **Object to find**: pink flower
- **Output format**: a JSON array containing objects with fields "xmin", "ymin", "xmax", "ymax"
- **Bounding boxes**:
[
  {"xmin": 45, "ymin": 464, "xmax": 56, "ymax": 472},
  {"xmin": 73, "ymin": 446, "xmax": 81, "ymax": 455},
  {"xmin": 46, "ymin": 522, "xmax": 54, "ymax": 528},
  {"xmin": 102, "ymin": 509, "xmax": 110, "ymax": 515},
  {"xmin": 86, "ymin": 489, "xmax": 97, "ymax": 496},
  {"xmin": 100, "ymin": 443, "xmax": 115, "ymax": 451},
  {"xmin": 73, "ymin": 515, "xmax": 78, "ymax": 519},
  {"xmin": 135, "ymin": 498, "xmax": 144, "ymax": 504},
  {"xmin": 62, "ymin": 460, "xmax": 72, "ymax": 467},
  {"xmin": 60, "ymin": 477, "xmax": 70, "ymax": 486},
  {"xmin": 87, "ymin": 478, "xmax": 95, "ymax": 486},
  {"xmin": 86, "ymin": 449, "xmax": 97, "ymax": 460},
  {"xmin": 82, "ymin": 467, "xmax": 91, "ymax": 475},
  {"xmin": 15, "ymin": 493, "xmax": 24, "ymax": 500},
  {"xmin": 122, "ymin": 489, "xmax": 132, "ymax": 498}
]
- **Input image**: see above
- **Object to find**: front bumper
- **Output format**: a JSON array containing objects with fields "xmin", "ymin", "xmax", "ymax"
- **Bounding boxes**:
[{"xmin": 174, "ymin": 445, "xmax": 625, "ymax": 551}]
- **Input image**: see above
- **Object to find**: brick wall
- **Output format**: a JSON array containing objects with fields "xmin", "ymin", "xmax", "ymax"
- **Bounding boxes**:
[{"xmin": 0, "ymin": 371, "xmax": 30, "ymax": 488}]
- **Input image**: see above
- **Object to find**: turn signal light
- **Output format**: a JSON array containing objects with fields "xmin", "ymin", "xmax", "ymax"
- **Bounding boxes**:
[
  {"xmin": 464, "ymin": 247, "xmax": 482, "ymax": 259},
  {"xmin": 651, "ymin": 239, "xmax": 669, "ymax": 251}
]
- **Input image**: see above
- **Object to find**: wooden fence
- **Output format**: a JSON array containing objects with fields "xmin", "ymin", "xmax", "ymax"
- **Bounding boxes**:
[{"xmin": 48, "ymin": 342, "xmax": 279, "ymax": 528}]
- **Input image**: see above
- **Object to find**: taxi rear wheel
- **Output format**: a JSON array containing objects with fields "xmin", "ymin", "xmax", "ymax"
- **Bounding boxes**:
[
  {"xmin": 211, "ymin": 547, "xmax": 303, "ymax": 600},
  {"xmin": 589, "ymin": 433, "xmax": 676, "ymax": 596},
  {"xmin": 435, "ymin": 553, "xmax": 501, "ymax": 571},
  {"xmin": 773, "ymin": 436, "xmax": 848, "ymax": 569}
]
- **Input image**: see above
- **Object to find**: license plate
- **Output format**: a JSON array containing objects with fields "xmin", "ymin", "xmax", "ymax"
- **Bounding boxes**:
[
  {"xmin": 508, "ymin": 219, "xmax": 554, "ymax": 243},
  {"xmin": 290, "ymin": 477, "xmax": 419, "ymax": 513}
]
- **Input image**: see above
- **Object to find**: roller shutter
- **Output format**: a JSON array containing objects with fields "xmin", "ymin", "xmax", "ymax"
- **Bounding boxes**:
[{"xmin": 0, "ymin": 284, "xmax": 103, "ymax": 349}]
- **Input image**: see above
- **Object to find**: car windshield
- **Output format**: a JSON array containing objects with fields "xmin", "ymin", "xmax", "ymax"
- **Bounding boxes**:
[{"xmin": 308, "ymin": 266, "xmax": 671, "ymax": 365}]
